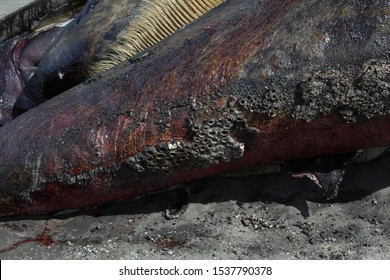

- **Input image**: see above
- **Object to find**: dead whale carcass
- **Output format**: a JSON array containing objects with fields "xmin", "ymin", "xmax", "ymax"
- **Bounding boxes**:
[
  {"xmin": 5, "ymin": 0, "xmax": 226, "ymax": 114},
  {"xmin": 0, "ymin": 0, "xmax": 389, "ymax": 216}
]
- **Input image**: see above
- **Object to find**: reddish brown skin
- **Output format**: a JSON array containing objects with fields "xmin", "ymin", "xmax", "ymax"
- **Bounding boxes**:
[{"xmin": 0, "ymin": 0, "xmax": 389, "ymax": 216}]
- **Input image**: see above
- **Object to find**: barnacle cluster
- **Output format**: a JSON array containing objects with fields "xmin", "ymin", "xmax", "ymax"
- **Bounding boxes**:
[
  {"xmin": 127, "ymin": 60, "xmax": 389, "ymax": 173},
  {"xmin": 190, "ymin": 111, "xmax": 245, "ymax": 162},
  {"xmin": 127, "ymin": 139, "xmax": 194, "ymax": 172},
  {"xmin": 229, "ymin": 79, "xmax": 292, "ymax": 118},
  {"xmin": 293, "ymin": 60, "xmax": 389, "ymax": 122},
  {"xmin": 127, "ymin": 105, "xmax": 248, "ymax": 173}
]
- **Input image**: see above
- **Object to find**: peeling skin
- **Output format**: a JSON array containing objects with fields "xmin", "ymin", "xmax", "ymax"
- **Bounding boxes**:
[
  {"xmin": 0, "ymin": 0, "xmax": 389, "ymax": 216},
  {"xmin": 127, "ymin": 102, "xmax": 250, "ymax": 173}
]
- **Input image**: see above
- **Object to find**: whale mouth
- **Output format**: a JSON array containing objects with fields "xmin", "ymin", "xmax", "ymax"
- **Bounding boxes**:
[
  {"xmin": 0, "ymin": 0, "xmax": 87, "ymax": 125},
  {"xmin": 1, "ymin": 0, "xmax": 227, "ymax": 125}
]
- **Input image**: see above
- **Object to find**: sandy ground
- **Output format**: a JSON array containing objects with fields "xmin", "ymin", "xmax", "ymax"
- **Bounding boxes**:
[{"xmin": 0, "ymin": 153, "xmax": 389, "ymax": 260}]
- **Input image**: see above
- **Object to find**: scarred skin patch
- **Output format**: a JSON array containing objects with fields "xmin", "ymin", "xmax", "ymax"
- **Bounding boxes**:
[{"xmin": 127, "ymin": 103, "xmax": 250, "ymax": 173}]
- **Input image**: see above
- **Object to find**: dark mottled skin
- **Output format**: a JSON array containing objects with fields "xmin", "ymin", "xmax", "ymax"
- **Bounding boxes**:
[{"xmin": 0, "ymin": 0, "xmax": 389, "ymax": 216}]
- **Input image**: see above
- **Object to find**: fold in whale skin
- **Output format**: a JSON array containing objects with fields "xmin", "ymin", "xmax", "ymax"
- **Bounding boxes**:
[
  {"xmin": 0, "ymin": 0, "xmax": 389, "ymax": 216},
  {"xmin": 13, "ymin": 0, "xmax": 226, "ymax": 110}
]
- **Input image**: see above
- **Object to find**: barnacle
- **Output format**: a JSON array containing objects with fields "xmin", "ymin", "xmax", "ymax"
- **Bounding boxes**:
[
  {"xmin": 230, "ymin": 79, "xmax": 291, "ymax": 118},
  {"xmin": 293, "ymin": 60, "xmax": 390, "ymax": 122},
  {"xmin": 126, "ymin": 97, "xmax": 252, "ymax": 173}
]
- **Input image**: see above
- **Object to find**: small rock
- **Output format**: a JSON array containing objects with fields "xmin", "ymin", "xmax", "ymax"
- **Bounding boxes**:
[{"xmin": 241, "ymin": 219, "xmax": 251, "ymax": 227}]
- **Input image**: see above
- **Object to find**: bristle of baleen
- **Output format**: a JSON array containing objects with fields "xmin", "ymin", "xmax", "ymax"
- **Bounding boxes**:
[{"xmin": 88, "ymin": 0, "xmax": 225, "ymax": 76}]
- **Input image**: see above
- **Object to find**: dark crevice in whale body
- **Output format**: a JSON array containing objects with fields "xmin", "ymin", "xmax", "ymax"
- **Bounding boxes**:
[
  {"xmin": 11, "ymin": 0, "xmax": 227, "ymax": 117},
  {"xmin": 12, "ymin": 0, "xmax": 101, "ymax": 114}
]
